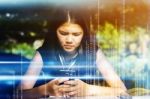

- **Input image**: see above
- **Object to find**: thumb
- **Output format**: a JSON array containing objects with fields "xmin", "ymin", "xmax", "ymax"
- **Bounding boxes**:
[
  {"xmin": 56, "ymin": 78, "xmax": 69, "ymax": 85},
  {"xmin": 53, "ymin": 78, "xmax": 59, "ymax": 85}
]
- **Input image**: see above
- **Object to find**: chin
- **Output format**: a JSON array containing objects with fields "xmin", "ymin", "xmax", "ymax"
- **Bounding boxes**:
[
  {"xmin": 64, "ymin": 49, "xmax": 75, "ymax": 53},
  {"xmin": 65, "ymin": 50, "xmax": 74, "ymax": 53}
]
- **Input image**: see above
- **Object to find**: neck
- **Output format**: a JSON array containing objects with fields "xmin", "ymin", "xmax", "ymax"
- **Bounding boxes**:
[{"xmin": 60, "ymin": 50, "xmax": 78, "ymax": 61}]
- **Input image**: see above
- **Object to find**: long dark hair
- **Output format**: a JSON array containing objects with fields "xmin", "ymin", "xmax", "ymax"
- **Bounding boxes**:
[{"xmin": 39, "ymin": 8, "xmax": 97, "ymax": 64}]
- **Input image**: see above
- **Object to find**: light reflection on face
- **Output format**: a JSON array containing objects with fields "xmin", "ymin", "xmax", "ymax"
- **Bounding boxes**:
[{"xmin": 57, "ymin": 22, "xmax": 84, "ymax": 53}]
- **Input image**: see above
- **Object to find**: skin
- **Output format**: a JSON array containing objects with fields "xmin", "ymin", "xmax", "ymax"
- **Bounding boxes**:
[
  {"xmin": 56, "ymin": 22, "xmax": 83, "ymax": 54},
  {"xmin": 19, "ymin": 22, "xmax": 127, "ymax": 98}
]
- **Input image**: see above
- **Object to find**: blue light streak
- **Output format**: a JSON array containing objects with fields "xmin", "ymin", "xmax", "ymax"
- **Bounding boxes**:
[{"xmin": 0, "ymin": 75, "xmax": 103, "ymax": 80}]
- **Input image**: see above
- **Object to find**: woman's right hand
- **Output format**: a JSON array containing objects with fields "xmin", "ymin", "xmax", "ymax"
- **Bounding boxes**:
[{"xmin": 46, "ymin": 78, "xmax": 69, "ymax": 96}]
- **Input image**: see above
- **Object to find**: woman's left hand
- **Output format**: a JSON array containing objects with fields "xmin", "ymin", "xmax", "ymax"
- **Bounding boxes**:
[{"xmin": 58, "ymin": 79, "xmax": 91, "ymax": 97}]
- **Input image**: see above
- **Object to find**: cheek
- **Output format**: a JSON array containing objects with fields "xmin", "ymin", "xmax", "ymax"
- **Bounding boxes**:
[
  {"xmin": 57, "ymin": 34, "xmax": 65, "ymax": 45},
  {"xmin": 75, "ymin": 36, "xmax": 83, "ymax": 45},
  {"xmin": 59, "ymin": 38, "xmax": 66, "ymax": 45}
]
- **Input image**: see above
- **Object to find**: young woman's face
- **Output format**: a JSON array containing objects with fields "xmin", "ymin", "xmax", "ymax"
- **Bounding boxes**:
[{"xmin": 57, "ymin": 22, "xmax": 84, "ymax": 53}]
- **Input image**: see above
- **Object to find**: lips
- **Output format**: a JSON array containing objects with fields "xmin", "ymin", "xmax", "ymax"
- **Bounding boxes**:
[{"xmin": 64, "ymin": 45, "xmax": 74, "ymax": 49}]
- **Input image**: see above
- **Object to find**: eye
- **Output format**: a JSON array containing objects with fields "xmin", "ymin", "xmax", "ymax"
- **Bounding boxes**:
[
  {"xmin": 73, "ymin": 33, "xmax": 82, "ymax": 36},
  {"xmin": 59, "ymin": 30, "xmax": 68, "ymax": 36}
]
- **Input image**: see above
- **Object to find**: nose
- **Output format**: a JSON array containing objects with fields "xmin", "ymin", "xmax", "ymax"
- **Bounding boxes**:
[{"xmin": 66, "ymin": 35, "xmax": 73, "ymax": 43}]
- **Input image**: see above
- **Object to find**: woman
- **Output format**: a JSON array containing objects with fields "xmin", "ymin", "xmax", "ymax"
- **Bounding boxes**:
[{"xmin": 19, "ymin": 9, "xmax": 127, "ymax": 98}]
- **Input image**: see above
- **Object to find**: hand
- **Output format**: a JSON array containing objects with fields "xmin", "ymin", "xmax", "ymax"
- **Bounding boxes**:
[
  {"xmin": 46, "ymin": 78, "xmax": 69, "ymax": 96},
  {"xmin": 59, "ymin": 79, "xmax": 91, "ymax": 97}
]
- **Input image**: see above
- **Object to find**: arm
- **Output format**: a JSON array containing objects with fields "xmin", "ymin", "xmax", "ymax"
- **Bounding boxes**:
[
  {"xmin": 17, "ymin": 78, "xmax": 69, "ymax": 99},
  {"xmin": 18, "ymin": 51, "xmax": 69, "ymax": 98},
  {"xmin": 96, "ymin": 49, "xmax": 127, "ymax": 90},
  {"xmin": 17, "ymin": 84, "xmax": 49, "ymax": 99},
  {"xmin": 19, "ymin": 51, "xmax": 43, "ymax": 89},
  {"xmin": 17, "ymin": 51, "xmax": 48, "ymax": 98},
  {"xmin": 84, "ymin": 49, "xmax": 127, "ymax": 96}
]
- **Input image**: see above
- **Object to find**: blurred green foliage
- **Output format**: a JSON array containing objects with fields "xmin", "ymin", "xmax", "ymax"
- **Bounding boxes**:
[
  {"xmin": 11, "ymin": 43, "xmax": 36, "ymax": 59},
  {"xmin": 96, "ymin": 23, "xmax": 149, "ymax": 56},
  {"xmin": 97, "ymin": 22, "xmax": 120, "ymax": 50},
  {"xmin": 0, "ymin": 42, "xmax": 36, "ymax": 59}
]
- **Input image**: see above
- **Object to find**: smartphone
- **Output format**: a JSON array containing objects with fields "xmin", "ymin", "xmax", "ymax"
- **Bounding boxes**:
[{"xmin": 59, "ymin": 78, "xmax": 74, "ymax": 85}]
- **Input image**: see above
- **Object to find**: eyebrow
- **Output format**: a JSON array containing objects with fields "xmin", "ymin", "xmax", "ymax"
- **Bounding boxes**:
[
  {"xmin": 58, "ymin": 30, "xmax": 83, "ymax": 34},
  {"xmin": 58, "ymin": 30, "xmax": 68, "ymax": 33}
]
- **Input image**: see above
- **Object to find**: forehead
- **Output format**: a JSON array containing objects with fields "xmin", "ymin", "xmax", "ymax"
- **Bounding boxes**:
[{"xmin": 58, "ymin": 23, "xmax": 83, "ymax": 32}]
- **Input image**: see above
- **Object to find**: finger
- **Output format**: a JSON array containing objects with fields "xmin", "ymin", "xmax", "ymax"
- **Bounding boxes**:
[
  {"xmin": 58, "ymin": 78, "xmax": 69, "ymax": 84},
  {"xmin": 59, "ymin": 85, "xmax": 70, "ymax": 89},
  {"xmin": 55, "ymin": 78, "xmax": 69, "ymax": 85},
  {"xmin": 52, "ymin": 78, "xmax": 59, "ymax": 85},
  {"xmin": 68, "ymin": 91, "xmax": 78, "ymax": 96},
  {"xmin": 58, "ymin": 84, "xmax": 72, "ymax": 93},
  {"xmin": 64, "ymin": 80, "xmax": 77, "ymax": 86},
  {"xmin": 59, "ymin": 86, "xmax": 78, "ymax": 92}
]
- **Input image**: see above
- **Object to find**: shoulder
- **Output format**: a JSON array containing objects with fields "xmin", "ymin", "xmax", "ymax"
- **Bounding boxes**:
[
  {"xmin": 32, "ymin": 51, "xmax": 43, "ymax": 63},
  {"xmin": 96, "ymin": 49, "xmax": 105, "ymax": 59}
]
